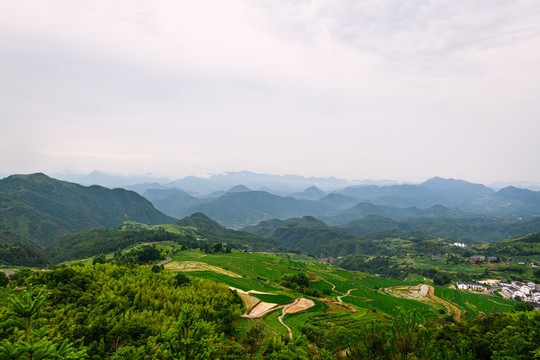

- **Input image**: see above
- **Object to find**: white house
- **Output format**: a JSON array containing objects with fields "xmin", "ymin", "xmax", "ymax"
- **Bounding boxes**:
[
  {"xmin": 513, "ymin": 290, "xmax": 525, "ymax": 300},
  {"xmin": 520, "ymin": 286, "xmax": 531, "ymax": 295},
  {"xmin": 457, "ymin": 282, "xmax": 486, "ymax": 291}
]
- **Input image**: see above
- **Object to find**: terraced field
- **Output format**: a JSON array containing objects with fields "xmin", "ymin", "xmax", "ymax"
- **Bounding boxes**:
[
  {"xmin": 166, "ymin": 249, "xmax": 516, "ymax": 339},
  {"xmin": 434, "ymin": 287, "xmax": 514, "ymax": 318}
]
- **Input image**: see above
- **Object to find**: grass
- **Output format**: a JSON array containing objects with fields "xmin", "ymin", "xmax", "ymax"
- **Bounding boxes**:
[
  {"xmin": 253, "ymin": 293, "xmax": 294, "ymax": 305},
  {"xmin": 434, "ymin": 287, "xmax": 514, "ymax": 317},
  {"xmin": 263, "ymin": 309, "xmax": 288, "ymax": 336},
  {"xmin": 165, "ymin": 261, "xmax": 242, "ymax": 278}
]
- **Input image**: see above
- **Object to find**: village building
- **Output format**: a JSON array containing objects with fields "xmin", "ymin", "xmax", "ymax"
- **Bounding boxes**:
[
  {"xmin": 470, "ymin": 255, "xmax": 486, "ymax": 262},
  {"xmin": 501, "ymin": 280, "xmax": 539, "ymax": 304},
  {"xmin": 457, "ymin": 282, "xmax": 487, "ymax": 291}
]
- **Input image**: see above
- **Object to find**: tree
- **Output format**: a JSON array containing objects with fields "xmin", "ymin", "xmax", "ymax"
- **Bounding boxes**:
[
  {"xmin": 346, "ymin": 321, "xmax": 389, "ymax": 359},
  {"xmin": 0, "ymin": 271, "xmax": 8, "ymax": 287},
  {"xmin": 164, "ymin": 305, "xmax": 212, "ymax": 360},
  {"xmin": 175, "ymin": 273, "xmax": 191, "ymax": 287},
  {"xmin": 389, "ymin": 311, "xmax": 426, "ymax": 358},
  {"xmin": 514, "ymin": 301, "xmax": 534, "ymax": 312},
  {"xmin": 433, "ymin": 272, "xmax": 452, "ymax": 286},
  {"xmin": 0, "ymin": 285, "xmax": 87, "ymax": 359},
  {"xmin": 92, "ymin": 255, "xmax": 107, "ymax": 265},
  {"xmin": 241, "ymin": 323, "xmax": 264, "ymax": 360}
]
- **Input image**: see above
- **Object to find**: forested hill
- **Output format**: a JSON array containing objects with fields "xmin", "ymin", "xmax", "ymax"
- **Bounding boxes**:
[
  {"xmin": 177, "ymin": 212, "xmax": 277, "ymax": 250},
  {"xmin": 243, "ymin": 216, "xmax": 355, "ymax": 253},
  {"xmin": 485, "ymin": 232, "xmax": 540, "ymax": 257},
  {"xmin": 0, "ymin": 173, "xmax": 176, "ymax": 247}
]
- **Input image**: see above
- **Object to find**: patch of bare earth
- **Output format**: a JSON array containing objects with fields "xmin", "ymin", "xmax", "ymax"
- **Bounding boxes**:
[
  {"xmin": 229, "ymin": 287, "xmax": 281, "ymax": 318},
  {"xmin": 385, "ymin": 284, "xmax": 462, "ymax": 321},
  {"xmin": 244, "ymin": 302, "xmax": 280, "ymax": 318},
  {"xmin": 285, "ymin": 298, "xmax": 315, "ymax": 314},
  {"xmin": 164, "ymin": 261, "xmax": 241, "ymax": 278}
]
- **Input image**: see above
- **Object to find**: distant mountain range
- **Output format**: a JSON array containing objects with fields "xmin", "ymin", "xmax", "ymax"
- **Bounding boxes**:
[
  {"xmin": 137, "ymin": 176, "xmax": 540, "ymax": 228},
  {"xmin": 53, "ymin": 170, "xmax": 399, "ymax": 194}
]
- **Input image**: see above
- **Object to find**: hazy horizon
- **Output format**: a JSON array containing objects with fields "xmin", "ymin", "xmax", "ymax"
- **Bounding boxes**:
[
  {"xmin": 2, "ymin": 1, "xmax": 540, "ymax": 184},
  {"xmin": 3, "ymin": 169, "xmax": 540, "ymax": 193}
]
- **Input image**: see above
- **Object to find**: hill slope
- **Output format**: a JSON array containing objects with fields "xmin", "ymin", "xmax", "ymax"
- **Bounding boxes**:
[
  {"xmin": 0, "ymin": 173, "xmax": 176, "ymax": 247},
  {"xmin": 181, "ymin": 191, "xmax": 335, "ymax": 228},
  {"xmin": 177, "ymin": 212, "xmax": 277, "ymax": 250}
]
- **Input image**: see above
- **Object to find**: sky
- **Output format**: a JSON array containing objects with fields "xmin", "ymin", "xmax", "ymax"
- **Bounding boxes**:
[{"xmin": 1, "ymin": 0, "xmax": 540, "ymax": 184}]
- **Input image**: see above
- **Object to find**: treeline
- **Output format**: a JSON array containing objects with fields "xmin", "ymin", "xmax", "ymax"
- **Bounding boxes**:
[
  {"xmin": 281, "ymin": 273, "xmax": 326, "ymax": 297},
  {"xmin": 302, "ymin": 309, "xmax": 540, "ymax": 359},
  {"xmin": 92, "ymin": 245, "xmax": 165, "ymax": 266},
  {"xmin": 486, "ymin": 232, "xmax": 540, "ymax": 257},
  {"xmin": 0, "ymin": 241, "xmax": 48, "ymax": 267},
  {"xmin": 47, "ymin": 228, "xmax": 200, "ymax": 264},
  {"xmin": 336, "ymin": 255, "xmax": 470, "ymax": 286}
]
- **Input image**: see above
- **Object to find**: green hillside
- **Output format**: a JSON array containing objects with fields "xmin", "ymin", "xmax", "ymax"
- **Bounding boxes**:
[
  {"xmin": 177, "ymin": 213, "xmax": 277, "ymax": 250},
  {"xmin": 486, "ymin": 232, "xmax": 540, "ymax": 257},
  {"xmin": 182, "ymin": 191, "xmax": 335, "ymax": 228},
  {"xmin": 249, "ymin": 216, "xmax": 356, "ymax": 254},
  {"xmin": 46, "ymin": 227, "xmax": 200, "ymax": 264},
  {"xmin": 0, "ymin": 173, "xmax": 176, "ymax": 248}
]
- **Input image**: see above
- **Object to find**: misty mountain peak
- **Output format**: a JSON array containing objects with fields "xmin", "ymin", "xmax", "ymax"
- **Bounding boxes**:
[{"xmin": 226, "ymin": 184, "xmax": 251, "ymax": 193}]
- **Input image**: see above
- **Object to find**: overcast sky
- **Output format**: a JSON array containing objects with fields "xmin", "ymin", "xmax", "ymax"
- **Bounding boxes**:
[{"xmin": 1, "ymin": 0, "xmax": 540, "ymax": 184}]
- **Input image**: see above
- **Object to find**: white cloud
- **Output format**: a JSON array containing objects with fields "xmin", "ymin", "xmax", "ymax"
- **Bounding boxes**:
[{"xmin": 1, "ymin": 0, "xmax": 540, "ymax": 182}]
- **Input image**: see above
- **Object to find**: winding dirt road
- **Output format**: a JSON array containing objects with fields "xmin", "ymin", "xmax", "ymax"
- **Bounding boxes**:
[
  {"xmin": 157, "ymin": 257, "xmax": 172, "ymax": 266},
  {"xmin": 337, "ymin": 288, "xmax": 356, "ymax": 303},
  {"xmin": 278, "ymin": 307, "xmax": 293, "ymax": 339}
]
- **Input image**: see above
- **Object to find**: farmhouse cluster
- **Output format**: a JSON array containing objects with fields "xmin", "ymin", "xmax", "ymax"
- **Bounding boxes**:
[{"xmin": 501, "ymin": 280, "xmax": 540, "ymax": 303}]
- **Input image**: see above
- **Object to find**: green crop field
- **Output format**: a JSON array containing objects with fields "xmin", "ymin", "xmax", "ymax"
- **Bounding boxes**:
[
  {"xmin": 434, "ymin": 287, "xmax": 514, "ymax": 318},
  {"xmin": 263, "ymin": 310, "xmax": 288, "ymax": 336},
  {"xmin": 253, "ymin": 293, "xmax": 294, "ymax": 305},
  {"xmin": 163, "ymin": 248, "xmax": 518, "ymax": 340}
]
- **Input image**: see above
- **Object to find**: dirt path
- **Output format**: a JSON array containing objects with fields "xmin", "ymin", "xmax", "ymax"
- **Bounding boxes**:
[
  {"xmin": 157, "ymin": 257, "xmax": 172, "ymax": 266},
  {"xmin": 425, "ymin": 285, "xmax": 462, "ymax": 321},
  {"xmin": 278, "ymin": 307, "xmax": 293, "ymax": 339},
  {"xmin": 319, "ymin": 277, "xmax": 337, "ymax": 292},
  {"xmin": 337, "ymin": 288, "xmax": 356, "ymax": 303},
  {"xmin": 277, "ymin": 298, "xmax": 315, "ymax": 338}
]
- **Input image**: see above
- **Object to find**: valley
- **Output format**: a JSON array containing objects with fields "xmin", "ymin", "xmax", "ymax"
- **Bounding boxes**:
[{"xmin": 1, "ymin": 172, "xmax": 540, "ymax": 359}]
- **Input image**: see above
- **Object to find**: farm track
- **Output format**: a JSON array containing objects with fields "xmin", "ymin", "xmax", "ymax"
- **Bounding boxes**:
[
  {"xmin": 423, "ymin": 285, "xmax": 463, "ymax": 321},
  {"xmin": 337, "ymin": 288, "xmax": 357, "ymax": 303},
  {"xmin": 319, "ymin": 277, "xmax": 337, "ymax": 292},
  {"xmin": 278, "ymin": 307, "xmax": 293, "ymax": 339},
  {"xmin": 157, "ymin": 257, "xmax": 172, "ymax": 266}
]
